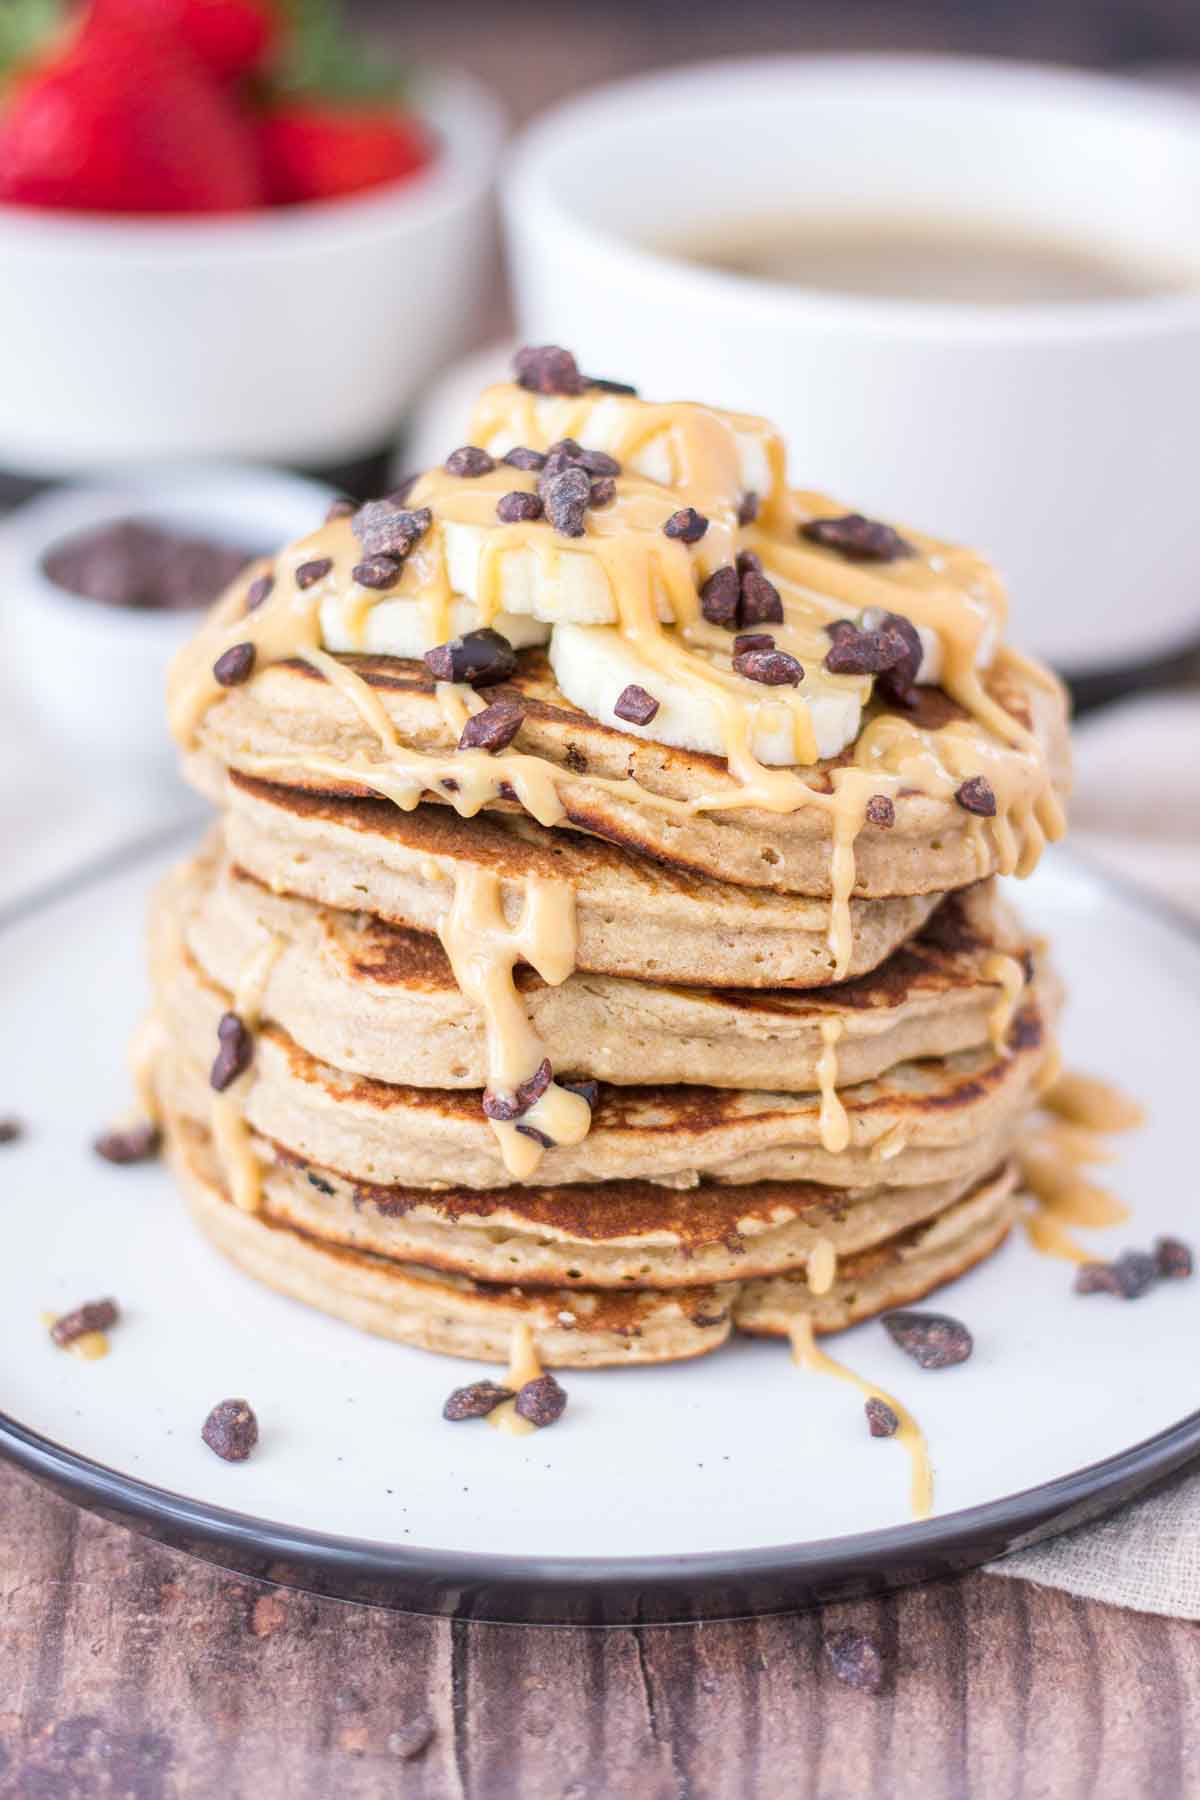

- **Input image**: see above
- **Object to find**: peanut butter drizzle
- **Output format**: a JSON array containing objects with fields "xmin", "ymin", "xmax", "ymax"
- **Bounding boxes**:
[
  {"xmin": 816, "ymin": 1017, "xmax": 850, "ymax": 1153},
  {"xmin": 1019, "ymin": 1072, "xmax": 1141, "ymax": 1261},
  {"xmin": 488, "ymin": 1320, "xmax": 544, "ymax": 1438},
  {"xmin": 789, "ymin": 1318, "xmax": 933, "ymax": 1520},
  {"xmin": 807, "ymin": 1237, "xmax": 838, "ymax": 1296},
  {"xmin": 437, "ymin": 869, "xmax": 591, "ymax": 1178},
  {"xmin": 210, "ymin": 934, "xmax": 283, "ymax": 1215},
  {"xmin": 166, "ymin": 377, "xmax": 1066, "ymax": 1165},
  {"xmin": 980, "ymin": 952, "xmax": 1027, "ymax": 1056}
]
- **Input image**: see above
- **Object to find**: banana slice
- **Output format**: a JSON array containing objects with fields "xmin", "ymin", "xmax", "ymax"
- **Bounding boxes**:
[
  {"xmin": 320, "ymin": 592, "xmax": 549, "ymax": 659},
  {"xmin": 548, "ymin": 622, "xmax": 864, "ymax": 764},
  {"xmin": 440, "ymin": 520, "xmax": 677, "ymax": 628},
  {"xmin": 473, "ymin": 386, "xmax": 779, "ymax": 511}
]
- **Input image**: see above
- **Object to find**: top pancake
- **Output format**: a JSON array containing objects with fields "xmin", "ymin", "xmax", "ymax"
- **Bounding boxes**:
[{"xmin": 186, "ymin": 646, "xmax": 1070, "ymax": 900}]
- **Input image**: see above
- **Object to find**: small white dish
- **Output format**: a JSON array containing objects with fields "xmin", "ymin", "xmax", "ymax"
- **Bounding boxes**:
[
  {"xmin": 1, "ymin": 465, "xmax": 333, "ymax": 772},
  {"xmin": 0, "ymin": 840, "xmax": 1196, "ymax": 1620},
  {"xmin": 0, "ymin": 68, "xmax": 504, "ymax": 475},
  {"xmin": 506, "ymin": 56, "xmax": 1200, "ymax": 670}
]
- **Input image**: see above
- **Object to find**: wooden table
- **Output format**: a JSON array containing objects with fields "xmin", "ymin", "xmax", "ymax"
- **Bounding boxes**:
[{"xmin": 2, "ymin": 1460, "xmax": 1195, "ymax": 1798}]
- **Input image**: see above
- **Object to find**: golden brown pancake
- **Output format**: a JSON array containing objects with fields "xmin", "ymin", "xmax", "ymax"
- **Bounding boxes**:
[{"xmin": 187, "ymin": 645, "xmax": 1069, "ymax": 898}]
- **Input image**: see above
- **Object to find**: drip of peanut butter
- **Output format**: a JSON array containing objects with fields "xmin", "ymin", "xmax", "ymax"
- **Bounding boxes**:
[
  {"xmin": 789, "ymin": 1317, "xmax": 933, "ymax": 1519},
  {"xmin": 815, "ymin": 1017, "xmax": 850, "ymax": 1154},
  {"xmin": 210, "ymin": 934, "xmax": 283, "ymax": 1214},
  {"xmin": 1019, "ymin": 1071, "xmax": 1141, "ymax": 1261},
  {"xmin": 166, "ymin": 373, "xmax": 1067, "ymax": 1177},
  {"xmin": 488, "ymin": 1321, "xmax": 545, "ymax": 1438}
]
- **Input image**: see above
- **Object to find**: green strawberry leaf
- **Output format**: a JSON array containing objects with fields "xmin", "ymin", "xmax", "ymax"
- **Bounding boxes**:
[
  {"xmin": 0, "ymin": 0, "xmax": 67, "ymax": 81},
  {"xmin": 270, "ymin": 0, "xmax": 411, "ymax": 106}
]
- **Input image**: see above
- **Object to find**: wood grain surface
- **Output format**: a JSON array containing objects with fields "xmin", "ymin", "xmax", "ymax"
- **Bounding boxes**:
[{"xmin": 1, "ymin": 1461, "xmax": 1197, "ymax": 1799}]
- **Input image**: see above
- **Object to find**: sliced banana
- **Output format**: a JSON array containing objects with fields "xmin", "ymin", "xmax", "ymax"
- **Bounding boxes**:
[
  {"xmin": 473, "ymin": 385, "xmax": 779, "ymax": 511},
  {"xmin": 442, "ymin": 520, "xmax": 676, "ymax": 628},
  {"xmin": 320, "ymin": 592, "xmax": 549, "ymax": 659},
  {"xmin": 548, "ymin": 621, "xmax": 864, "ymax": 764}
]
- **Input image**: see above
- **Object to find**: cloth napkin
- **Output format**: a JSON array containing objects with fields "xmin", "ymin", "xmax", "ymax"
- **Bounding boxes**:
[{"xmin": 985, "ymin": 690, "xmax": 1200, "ymax": 1614}]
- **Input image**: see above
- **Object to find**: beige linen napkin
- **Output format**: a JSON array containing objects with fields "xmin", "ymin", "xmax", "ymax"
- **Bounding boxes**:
[{"xmin": 987, "ymin": 690, "xmax": 1200, "ymax": 1613}]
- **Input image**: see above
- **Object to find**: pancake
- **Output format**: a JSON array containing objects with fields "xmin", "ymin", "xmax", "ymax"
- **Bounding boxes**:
[
  {"xmin": 171, "ymin": 841, "xmax": 1029, "ymax": 1093},
  {"xmin": 151, "ymin": 920, "xmax": 1056, "ymax": 1191},
  {"xmin": 232, "ymin": 1141, "xmax": 1019, "ymax": 1289},
  {"xmin": 733, "ymin": 1178, "xmax": 1019, "ymax": 1337},
  {"xmin": 167, "ymin": 1113, "xmax": 734, "ymax": 1368},
  {"xmin": 187, "ymin": 645, "xmax": 1070, "ymax": 899},
  {"xmin": 166, "ymin": 1109, "xmax": 1017, "ymax": 1364},
  {"xmin": 216, "ymin": 775, "xmax": 946, "ymax": 991}
]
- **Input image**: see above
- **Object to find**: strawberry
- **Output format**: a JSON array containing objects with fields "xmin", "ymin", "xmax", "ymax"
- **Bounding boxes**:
[
  {"xmin": 95, "ymin": 0, "xmax": 277, "ymax": 82},
  {"xmin": 257, "ymin": 102, "xmax": 434, "ymax": 206},
  {"xmin": 0, "ymin": 11, "xmax": 264, "ymax": 212}
]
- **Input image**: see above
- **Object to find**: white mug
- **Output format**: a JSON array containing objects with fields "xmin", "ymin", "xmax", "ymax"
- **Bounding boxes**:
[{"xmin": 505, "ymin": 56, "xmax": 1200, "ymax": 673}]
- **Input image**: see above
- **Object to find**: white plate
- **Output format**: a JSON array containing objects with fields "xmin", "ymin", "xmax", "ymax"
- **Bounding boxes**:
[{"xmin": 1, "ymin": 834, "xmax": 1197, "ymax": 1620}]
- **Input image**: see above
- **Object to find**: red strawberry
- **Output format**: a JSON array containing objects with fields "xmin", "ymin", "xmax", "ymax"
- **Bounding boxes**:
[
  {"xmin": 95, "ymin": 0, "xmax": 277, "ymax": 82},
  {"xmin": 0, "ymin": 13, "xmax": 264, "ymax": 212},
  {"xmin": 257, "ymin": 103, "xmax": 434, "ymax": 206}
]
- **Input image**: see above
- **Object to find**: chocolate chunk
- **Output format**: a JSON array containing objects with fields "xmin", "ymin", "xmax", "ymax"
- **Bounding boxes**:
[
  {"xmin": 823, "ymin": 611, "xmax": 921, "ymax": 699},
  {"xmin": 212, "ymin": 641, "xmax": 256, "ymax": 687},
  {"xmin": 825, "ymin": 1628, "xmax": 887, "ymax": 1694},
  {"xmin": 352, "ymin": 554, "xmax": 403, "ymax": 591},
  {"xmin": 325, "ymin": 496, "xmax": 356, "ymax": 521},
  {"xmin": 577, "ymin": 448, "xmax": 620, "ymax": 477},
  {"xmin": 739, "ymin": 566, "xmax": 784, "ymax": 626},
  {"xmin": 732, "ymin": 646, "xmax": 803, "ymax": 686},
  {"xmin": 245, "ymin": 572, "xmax": 274, "ymax": 612},
  {"xmin": 353, "ymin": 499, "xmax": 431, "ymax": 559},
  {"xmin": 883, "ymin": 1310, "xmax": 973, "ymax": 1368},
  {"xmin": 663, "ymin": 507, "xmax": 709, "ymax": 544},
  {"xmin": 865, "ymin": 795, "xmax": 895, "ymax": 829},
  {"xmin": 482, "ymin": 1058, "xmax": 553, "ymax": 1122},
  {"xmin": 514, "ymin": 1372, "xmax": 568, "ymax": 1428},
  {"xmin": 803, "ymin": 513, "xmax": 914, "ymax": 562},
  {"xmin": 50, "ymin": 1298, "xmax": 118, "ymax": 1347},
  {"xmin": 1155, "ymin": 1236, "xmax": 1194, "ymax": 1280},
  {"xmin": 560, "ymin": 1078, "xmax": 599, "ymax": 1110},
  {"xmin": 541, "ymin": 466, "xmax": 592, "ymax": 537},
  {"xmin": 444, "ymin": 445, "xmax": 495, "ymax": 478},
  {"xmin": 732, "ymin": 632, "xmax": 775, "ymax": 655},
  {"xmin": 514, "ymin": 344, "xmax": 585, "ymax": 396},
  {"xmin": 458, "ymin": 700, "xmax": 525, "ymax": 753},
  {"xmin": 306, "ymin": 1170, "xmax": 335, "ymax": 1197},
  {"xmin": 587, "ymin": 373, "xmax": 638, "ymax": 395},
  {"xmin": 0, "ymin": 1117, "xmax": 23, "ymax": 1146},
  {"xmin": 210, "ymin": 1011, "xmax": 253, "ymax": 1093},
  {"xmin": 442, "ymin": 1380, "xmax": 515, "ymax": 1421},
  {"xmin": 955, "ymin": 776, "xmax": 997, "ymax": 817},
  {"xmin": 614, "ymin": 684, "xmax": 660, "ymax": 725},
  {"xmin": 700, "ymin": 565, "xmax": 741, "ymax": 627},
  {"xmin": 201, "ymin": 1398, "xmax": 259, "ymax": 1462},
  {"xmin": 294, "ymin": 557, "xmax": 333, "ymax": 590},
  {"xmin": 93, "ymin": 1122, "xmax": 159, "ymax": 1164},
  {"xmin": 502, "ymin": 446, "xmax": 547, "ymax": 472},
  {"xmin": 423, "ymin": 627, "xmax": 517, "ymax": 688},
  {"xmin": 737, "ymin": 492, "xmax": 759, "ymax": 525},
  {"xmin": 588, "ymin": 476, "xmax": 616, "ymax": 509},
  {"xmin": 496, "ymin": 491, "xmax": 544, "ymax": 524},
  {"xmin": 1075, "ymin": 1251, "xmax": 1159, "ymax": 1300},
  {"xmin": 865, "ymin": 1397, "xmax": 899, "ymax": 1437}
]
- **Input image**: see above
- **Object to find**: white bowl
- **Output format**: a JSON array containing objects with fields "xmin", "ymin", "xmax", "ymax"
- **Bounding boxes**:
[
  {"xmin": 0, "ymin": 68, "xmax": 505, "ymax": 476},
  {"xmin": 506, "ymin": 57, "xmax": 1200, "ymax": 671},
  {"xmin": 1, "ymin": 465, "xmax": 333, "ymax": 773}
]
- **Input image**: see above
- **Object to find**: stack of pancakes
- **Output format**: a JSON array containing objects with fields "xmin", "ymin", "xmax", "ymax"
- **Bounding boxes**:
[{"xmin": 149, "ymin": 350, "xmax": 1069, "ymax": 1368}]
